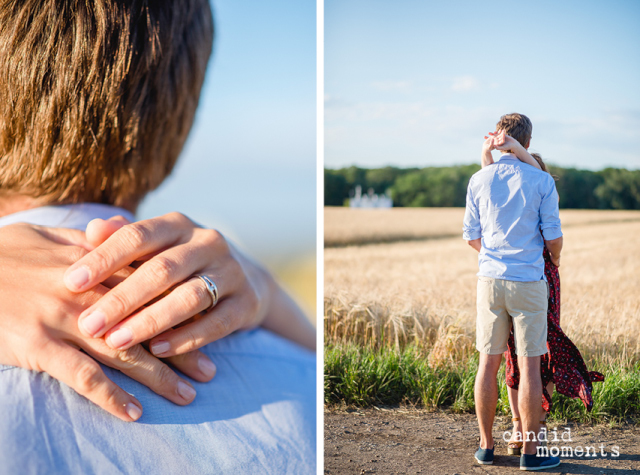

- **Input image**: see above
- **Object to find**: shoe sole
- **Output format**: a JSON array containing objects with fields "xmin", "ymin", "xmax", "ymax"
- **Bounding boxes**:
[
  {"xmin": 520, "ymin": 460, "xmax": 561, "ymax": 471},
  {"xmin": 475, "ymin": 457, "xmax": 493, "ymax": 465}
]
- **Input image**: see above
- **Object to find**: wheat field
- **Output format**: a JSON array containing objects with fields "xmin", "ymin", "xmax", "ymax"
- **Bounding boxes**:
[{"xmin": 325, "ymin": 208, "xmax": 640, "ymax": 364}]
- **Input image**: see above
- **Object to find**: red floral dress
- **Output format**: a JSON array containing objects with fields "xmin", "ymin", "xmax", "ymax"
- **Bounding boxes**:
[{"xmin": 505, "ymin": 248, "xmax": 605, "ymax": 412}]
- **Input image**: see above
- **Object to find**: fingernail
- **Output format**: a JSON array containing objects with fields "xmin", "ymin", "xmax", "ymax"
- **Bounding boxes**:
[
  {"xmin": 150, "ymin": 341, "xmax": 171, "ymax": 356},
  {"xmin": 80, "ymin": 310, "xmax": 106, "ymax": 336},
  {"xmin": 177, "ymin": 381, "xmax": 196, "ymax": 401},
  {"xmin": 198, "ymin": 356, "xmax": 217, "ymax": 378},
  {"xmin": 65, "ymin": 266, "xmax": 90, "ymax": 290},
  {"xmin": 107, "ymin": 328, "xmax": 133, "ymax": 349},
  {"xmin": 126, "ymin": 403, "xmax": 142, "ymax": 421}
]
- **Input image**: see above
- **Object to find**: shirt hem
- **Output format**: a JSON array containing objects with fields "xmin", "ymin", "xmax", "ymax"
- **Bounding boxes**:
[{"xmin": 477, "ymin": 272, "xmax": 546, "ymax": 283}]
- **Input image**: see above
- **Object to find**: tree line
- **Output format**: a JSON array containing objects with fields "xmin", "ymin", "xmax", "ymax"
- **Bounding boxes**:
[{"xmin": 325, "ymin": 165, "xmax": 640, "ymax": 209}]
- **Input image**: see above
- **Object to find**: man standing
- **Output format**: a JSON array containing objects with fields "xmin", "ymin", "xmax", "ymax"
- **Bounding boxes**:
[{"xmin": 463, "ymin": 113, "xmax": 563, "ymax": 471}]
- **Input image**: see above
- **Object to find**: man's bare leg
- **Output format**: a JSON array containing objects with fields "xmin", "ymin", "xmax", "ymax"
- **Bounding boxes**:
[
  {"xmin": 518, "ymin": 355, "xmax": 542, "ymax": 455},
  {"xmin": 475, "ymin": 353, "xmax": 503, "ymax": 449}
]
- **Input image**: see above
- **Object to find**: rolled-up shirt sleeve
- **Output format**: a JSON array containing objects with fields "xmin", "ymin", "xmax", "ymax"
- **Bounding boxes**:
[
  {"xmin": 463, "ymin": 182, "xmax": 482, "ymax": 241},
  {"xmin": 539, "ymin": 177, "xmax": 563, "ymax": 241}
]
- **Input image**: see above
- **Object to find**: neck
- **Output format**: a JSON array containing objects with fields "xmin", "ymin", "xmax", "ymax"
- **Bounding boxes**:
[
  {"xmin": 0, "ymin": 192, "xmax": 138, "ymax": 218},
  {"xmin": 0, "ymin": 193, "xmax": 44, "ymax": 218}
]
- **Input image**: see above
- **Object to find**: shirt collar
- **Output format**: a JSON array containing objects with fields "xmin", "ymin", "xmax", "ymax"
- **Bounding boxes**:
[
  {"xmin": 0, "ymin": 203, "xmax": 135, "ymax": 230},
  {"xmin": 496, "ymin": 153, "xmax": 519, "ymax": 163}
]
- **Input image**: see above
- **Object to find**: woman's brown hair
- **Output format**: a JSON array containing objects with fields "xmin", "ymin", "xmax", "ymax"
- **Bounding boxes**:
[
  {"xmin": 531, "ymin": 153, "xmax": 548, "ymax": 173},
  {"xmin": 0, "ymin": 0, "xmax": 214, "ymax": 209}
]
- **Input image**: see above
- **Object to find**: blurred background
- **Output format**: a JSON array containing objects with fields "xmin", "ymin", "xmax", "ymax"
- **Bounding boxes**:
[{"xmin": 137, "ymin": 0, "xmax": 316, "ymax": 317}]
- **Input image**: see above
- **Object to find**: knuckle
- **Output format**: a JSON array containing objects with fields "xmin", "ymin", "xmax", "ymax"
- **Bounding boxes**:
[
  {"xmin": 137, "ymin": 312, "xmax": 160, "ymax": 340},
  {"xmin": 148, "ymin": 256, "xmax": 177, "ymax": 286},
  {"xmin": 245, "ymin": 288, "xmax": 260, "ymax": 319},
  {"xmin": 209, "ymin": 312, "xmax": 234, "ymax": 339},
  {"xmin": 227, "ymin": 257, "xmax": 244, "ymax": 279},
  {"xmin": 155, "ymin": 363, "xmax": 178, "ymax": 390},
  {"xmin": 31, "ymin": 334, "xmax": 57, "ymax": 372},
  {"xmin": 114, "ymin": 344, "xmax": 146, "ymax": 369},
  {"xmin": 121, "ymin": 223, "xmax": 150, "ymax": 249},
  {"xmin": 74, "ymin": 361, "xmax": 103, "ymax": 394},
  {"xmin": 103, "ymin": 383, "xmax": 122, "ymax": 410},
  {"xmin": 205, "ymin": 229, "xmax": 228, "ymax": 252},
  {"xmin": 89, "ymin": 248, "xmax": 113, "ymax": 273},
  {"xmin": 180, "ymin": 327, "xmax": 205, "ymax": 353},
  {"xmin": 105, "ymin": 291, "xmax": 131, "ymax": 319},
  {"xmin": 168, "ymin": 211, "xmax": 189, "ymax": 225},
  {"xmin": 66, "ymin": 246, "xmax": 89, "ymax": 264},
  {"xmin": 180, "ymin": 283, "xmax": 207, "ymax": 311}
]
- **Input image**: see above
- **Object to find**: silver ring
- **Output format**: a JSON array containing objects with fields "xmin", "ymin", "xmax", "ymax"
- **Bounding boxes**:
[{"xmin": 196, "ymin": 275, "xmax": 219, "ymax": 311}]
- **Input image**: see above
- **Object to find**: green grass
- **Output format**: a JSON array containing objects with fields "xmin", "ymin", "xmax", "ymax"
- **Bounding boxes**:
[{"xmin": 325, "ymin": 343, "xmax": 640, "ymax": 423}]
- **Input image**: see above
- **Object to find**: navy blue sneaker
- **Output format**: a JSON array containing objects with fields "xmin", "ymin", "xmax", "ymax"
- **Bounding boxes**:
[
  {"xmin": 520, "ymin": 453, "xmax": 561, "ymax": 471},
  {"xmin": 474, "ymin": 446, "xmax": 494, "ymax": 465}
]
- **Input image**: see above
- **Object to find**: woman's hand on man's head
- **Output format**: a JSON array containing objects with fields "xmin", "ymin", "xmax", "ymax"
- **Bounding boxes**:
[
  {"xmin": 64, "ymin": 212, "xmax": 273, "ymax": 358},
  {"xmin": 0, "ymin": 223, "xmax": 217, "ymax": 422}
]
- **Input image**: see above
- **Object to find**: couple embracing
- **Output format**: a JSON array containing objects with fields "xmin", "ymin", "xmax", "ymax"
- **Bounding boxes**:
[{"xmin": 463, "ymin": 113, "xmax": 603, "ymax": 471}]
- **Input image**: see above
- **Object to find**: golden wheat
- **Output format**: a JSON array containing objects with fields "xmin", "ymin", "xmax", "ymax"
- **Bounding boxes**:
[
  {"xmin": 324, "ymin": 208, "xmax": 640, "ymax": 363},
  {"xmin": 325, "ymin": 206, "xmax": 640, "ymax": 247},
  {"xmin": 273, "ymin": 254, "xmax": 316, "ymax": 324}
]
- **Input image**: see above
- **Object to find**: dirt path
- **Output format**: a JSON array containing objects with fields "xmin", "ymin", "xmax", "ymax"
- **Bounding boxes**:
[{"xmin": 324, "ymin": 407, "xmax": 640, "ymax": 474}]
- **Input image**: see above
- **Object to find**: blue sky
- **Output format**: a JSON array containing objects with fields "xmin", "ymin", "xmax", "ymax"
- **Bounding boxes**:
[
  {"xmin": 138, "ymin": 0, "xmax": 316, "ymax": 266},
  {"xmin": 325, "ymin": 0, "xmax": 640, "ymax": 170}
]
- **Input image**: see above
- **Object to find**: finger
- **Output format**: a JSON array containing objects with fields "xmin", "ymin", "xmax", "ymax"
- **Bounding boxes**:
[
  {"xmin": 101, "ymin": 265, "xmax": 136, "ymax": 289},
  {"xmin": 164, "ymin": 350, "xmax": 217, "ymax": 382},
  {"xmin": 149, "ymin": 298, "xmax": 251, "ymax": 357},
  {"xmin": 84, "ymin": 341, "xmax": 198, "ymax": 405},
  {"xmin": 85, "ymin": 216, "xmax": 130, "ymax": 248},
  {"xmin": 63, "ymin": 212, "xmax": 192, "ymax": 292},
  {"xmin": 78, "ymin": 242, "xmax": 223, "ymax": 339},
  {"xmin": 39, "ymin": 339, "xmax": 143, "ymax": 422},
  {"xmin": 103, "ymin": 276, "xmax": 225, "ymax": 350}
]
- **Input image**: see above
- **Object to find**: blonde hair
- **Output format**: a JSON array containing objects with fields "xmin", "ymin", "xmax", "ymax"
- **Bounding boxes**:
[{"xmin": 0, "ymin": 0, "xmax": 214, "ymax": 210}]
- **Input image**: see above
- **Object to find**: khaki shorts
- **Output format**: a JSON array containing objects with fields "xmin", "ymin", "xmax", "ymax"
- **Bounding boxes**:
[{"xmin": 476, "ymin": 277, "xmax": 548, "ymax": 357}]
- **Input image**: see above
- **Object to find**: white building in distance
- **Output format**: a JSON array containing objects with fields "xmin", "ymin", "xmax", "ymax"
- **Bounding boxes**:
[{"xmin": 349, "ymin": 185, "xmax": 393, "ymax": 208}]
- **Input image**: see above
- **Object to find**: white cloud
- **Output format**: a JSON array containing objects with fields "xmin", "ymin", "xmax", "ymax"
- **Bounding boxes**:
[
  {"xmin": 370, "ymin": 80, "xmax": 413, "ymax": 92},
  {"xmin": 451, "ymin": 75, "xmax": 480, "ymax": 92}
]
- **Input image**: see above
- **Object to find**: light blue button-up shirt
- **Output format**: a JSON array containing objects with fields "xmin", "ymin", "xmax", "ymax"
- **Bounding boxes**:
[
  {"xmin": 463, "ymin": 154, "xmax": 562, "ymax": 282},
  {"xmin": 0, "ymin": 204, "xmax": 316, "ymax": 474}
]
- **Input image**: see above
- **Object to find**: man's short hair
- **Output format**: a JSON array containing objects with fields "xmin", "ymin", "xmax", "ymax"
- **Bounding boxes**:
[
  {"xmin": 496, "ymin": 113, "xmax": 533, "ymax": 150},
  {"xmin": 0, "ymin": 0, "xmax": 214, "ymax": 209}
]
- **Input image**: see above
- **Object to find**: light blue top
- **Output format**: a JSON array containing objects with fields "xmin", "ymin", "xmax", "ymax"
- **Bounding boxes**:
[
  {"xmin": 462, "ymin": 154, "xmax": 563, "ymax": 282},
  {"xmin": 0, "ymin": 204, "xmax": 316, "ymax": 474}
]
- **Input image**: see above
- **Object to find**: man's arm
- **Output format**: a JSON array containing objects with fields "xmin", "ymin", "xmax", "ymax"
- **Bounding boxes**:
[
  {"xmin": 463, "ymin": 180, "xmax": 482, "ymax": 249},
  {"xmin": 539, "ymin": 176, "xmax": 563, "ymax": 266},
  {"xmin": 545, "ymin": 236, "xmax": 563, "ymax": 267}
]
